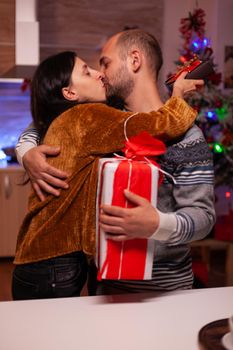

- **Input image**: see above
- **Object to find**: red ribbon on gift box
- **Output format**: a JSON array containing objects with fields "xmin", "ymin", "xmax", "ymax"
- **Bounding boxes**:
[{"xmin": 97, "ymin": 132, "xmax": 166, "ymax": 281}]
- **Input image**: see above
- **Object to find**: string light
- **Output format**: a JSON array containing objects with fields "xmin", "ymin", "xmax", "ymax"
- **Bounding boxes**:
[
  {"xmin": 213, "ymin": 143, "xmax": 224, "ymax": 153},
  {"xmin": 179, "ymin": 56, "xmax": 187, "ymax": 63},
  {"xmin": 203, "ymin": 38, "xmax": 208, "ymax": 46},
  {"xmin": 216, "ymin": 105, "xmax": 228, "ymax": 121},
  {"xmin": 206, "ymin": 111, "xmax": 217, "ymax": 120},
  {"xmin": 207, "ymin": 111, "xmax": 214, "ymax": 118},
  {"xmin": 225, "ymin": 191, "xmax": 231, "ymax": 199},
  {"xmin": 202, "ymin": 37, "xmax": 210, "ymax": 47},
  {"xmin": 192, "ymin": 41, "xmax": 199, "ymax": 49},
  {"xmin": 0, "ymin": 149, "xmax": 7, "ymax": 160},
  {"xmin": 191, "ymin": 37, "xmax": 210, "ymax": 53}
]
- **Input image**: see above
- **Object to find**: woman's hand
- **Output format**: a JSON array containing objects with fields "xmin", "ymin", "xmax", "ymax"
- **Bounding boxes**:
[{"xmin": 172, "ymin": 71, "xmax": 204, "ymax": 98}]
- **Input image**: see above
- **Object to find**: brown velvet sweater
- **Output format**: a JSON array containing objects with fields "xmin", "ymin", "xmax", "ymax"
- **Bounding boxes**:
[{"xmin": 14, "ymin": 97, "xmax": 196, "ymax": 264}]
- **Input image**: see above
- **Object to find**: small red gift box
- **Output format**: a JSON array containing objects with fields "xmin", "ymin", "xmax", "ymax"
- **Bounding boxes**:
[
  {"xmin": 96, "ymin": 132, "xmax": 166, "ymax": 280},
  {"xmin": 165, "ymin": 57, "xmax": 214, "ymax": 87}
]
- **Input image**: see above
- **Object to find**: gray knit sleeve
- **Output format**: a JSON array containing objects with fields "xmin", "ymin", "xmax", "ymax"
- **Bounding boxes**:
[
  {"xmin": 155, "ymin": 125, "xmax": 216, "ymax": 244},
  {"xmin": 15, "ymin": 122, "xmax": 40, "ymax": 166}
]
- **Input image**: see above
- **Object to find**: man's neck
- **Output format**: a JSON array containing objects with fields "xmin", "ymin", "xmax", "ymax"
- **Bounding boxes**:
[{"xmin": 124, "ymin": 80, "xmax": 163, "ymax": 113}]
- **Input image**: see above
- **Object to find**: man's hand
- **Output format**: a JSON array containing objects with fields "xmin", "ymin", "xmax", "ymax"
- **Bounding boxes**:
[
  {"xmin": 172, "ymin": 71, "xmax": 204, "ymax": 98},
  {"xmin": 23, "ymin": 145, "xmax": 69, "ymax": 201},
  {"xmin": 99, "ymin": 189, "xmax": 160, "ymax": 241}
]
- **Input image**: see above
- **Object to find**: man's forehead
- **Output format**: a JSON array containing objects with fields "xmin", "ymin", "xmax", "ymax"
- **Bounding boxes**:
[{"xmin": 101, "ymin": 33, "xmax": 120, "ymax": 56}]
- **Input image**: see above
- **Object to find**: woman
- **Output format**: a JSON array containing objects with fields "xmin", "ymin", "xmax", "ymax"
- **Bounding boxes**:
[{"xmin": 12, "ymin": 51, "xmax": 198, "ymax": 300}]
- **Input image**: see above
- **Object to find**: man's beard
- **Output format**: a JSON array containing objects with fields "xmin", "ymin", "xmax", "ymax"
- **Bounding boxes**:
[{"xmin": 105, "ymin": 65, "xmax": 134, "ymax": 110}]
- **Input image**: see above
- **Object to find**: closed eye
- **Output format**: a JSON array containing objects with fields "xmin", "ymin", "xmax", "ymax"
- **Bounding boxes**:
[
  {"xmin": 99, "ymin": 57, "xmax": 110, "ymax": 69},
  {"xmin": 82, "ymin": 64, "xmax": 90, "ymax": 76}
]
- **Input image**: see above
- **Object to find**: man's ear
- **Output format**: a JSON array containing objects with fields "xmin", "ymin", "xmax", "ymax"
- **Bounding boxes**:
[
  {"xmin": 62, "ymin": 87, "xmax": 79, "ymax": 101},
  {"xmin": 128, "ymin": 50, "xmax": 142, "ymax": 73}
]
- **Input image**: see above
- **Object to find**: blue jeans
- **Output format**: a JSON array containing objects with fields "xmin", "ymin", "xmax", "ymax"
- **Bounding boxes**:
[{"xmin": 12, "ymin": 252, "xmax": 89, "ymax": 300}]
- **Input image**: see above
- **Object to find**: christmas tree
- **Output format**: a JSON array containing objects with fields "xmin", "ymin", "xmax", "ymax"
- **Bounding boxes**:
[{"xmin": 172, "ymin": 8, "xmax": 233, "ymax": 188}]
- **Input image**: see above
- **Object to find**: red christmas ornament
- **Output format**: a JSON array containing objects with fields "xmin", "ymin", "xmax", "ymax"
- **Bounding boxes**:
[
  {"xmin": 21, "ymin": 78, "xmax": 31, "ymax": 92},
  {"xmin": 214, "ymin": 98, "xmax": 222, "ymax": 108},
  {"xmin": 225, "ymin": 191, "xmax": 231, "ymax": 199},
  {"xmin": 179, "ymin": 8, "xmax": 206, "ymax": 49}
]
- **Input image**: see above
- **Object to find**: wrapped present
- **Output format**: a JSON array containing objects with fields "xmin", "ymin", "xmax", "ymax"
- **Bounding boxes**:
[
  {"xmin": 96, "ymin": 132, "xmax": 166, "ymax": 280},
  {"xmin": 165, "ymin": 57, "xmax": 214, "ymax": 87}
]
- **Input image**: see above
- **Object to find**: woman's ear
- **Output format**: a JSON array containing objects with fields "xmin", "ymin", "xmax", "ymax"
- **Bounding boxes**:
[{"xmin": 62, "ymin": 87, "xmax": 79, "ymax": 101}]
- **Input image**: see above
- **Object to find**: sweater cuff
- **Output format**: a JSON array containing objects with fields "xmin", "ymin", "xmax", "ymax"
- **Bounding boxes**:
[
  {"xmin": 150, "ymin": 210, "xmax": 177, "ymax": 241},
  {"xmin": 165, "ymin": 96, "xmax": 196, "ymax": 119},
  {"xmin": 16, "ymin": 142, "xmax": 36, "ymax": 167}
]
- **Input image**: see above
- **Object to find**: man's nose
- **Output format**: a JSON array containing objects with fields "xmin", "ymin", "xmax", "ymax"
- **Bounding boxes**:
[{"xmin": 99, "ymin": 65, "xmax": 105, "ymax": 74}]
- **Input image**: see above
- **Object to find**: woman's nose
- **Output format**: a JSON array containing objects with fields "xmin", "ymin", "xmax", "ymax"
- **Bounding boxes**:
[{"xmin": 93, "ymin": 69, "xmax": 104, "ymax": 80}]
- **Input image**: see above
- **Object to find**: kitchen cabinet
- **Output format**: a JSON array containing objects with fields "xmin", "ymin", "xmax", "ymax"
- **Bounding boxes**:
[{"xmin": 0, "ymin": 165, "xmax": 30, "ymax": 256}]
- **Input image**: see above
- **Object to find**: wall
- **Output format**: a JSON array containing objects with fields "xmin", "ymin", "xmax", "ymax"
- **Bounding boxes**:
[
  {"xmin": 2, "ymin": 0, "xmax": 233, "ymax": 78},
  {"xmin": 0, "ymin": 0, "xmax": 15, "ymax": 75},
  {"xmin": 216, "ymin": 0, "xmax": 233, "ymax": 88},
  {"xmin": 16, "ymin": 0, "xmax": 39, "ymax": 65},
  {"xmin": 38, "ymin": 0, "xmax": 164, "ymax": 68}
]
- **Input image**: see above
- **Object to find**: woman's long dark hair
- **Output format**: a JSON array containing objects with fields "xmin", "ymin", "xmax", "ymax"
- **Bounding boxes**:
[{"xmin": 31, "ymin": 51, "xmax": 78, "ymax": 139}]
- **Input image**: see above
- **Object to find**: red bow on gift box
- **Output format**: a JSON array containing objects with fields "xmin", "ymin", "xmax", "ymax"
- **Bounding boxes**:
[
  {"xmin": 121, "ymin": 131, "xmax": 166, "ymax": 185},
  {"xmin": 122, "ymin": 131, "xmax": 166, "ymax": 159}
]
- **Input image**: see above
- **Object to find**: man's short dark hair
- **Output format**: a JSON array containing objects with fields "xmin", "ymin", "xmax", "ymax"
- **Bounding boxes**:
[{"xmin": 116, "ymin": 29, "xmax": 163, "ymax": 81}]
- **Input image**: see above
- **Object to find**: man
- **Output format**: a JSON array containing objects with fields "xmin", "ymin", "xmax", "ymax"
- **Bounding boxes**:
[
  {"xmin": 16, "ymin": 29, "xmax": 215, "ymax": 292},
  {"xmin": 97, "ymin": 30, "xmax": 215, "ymax": 293}
]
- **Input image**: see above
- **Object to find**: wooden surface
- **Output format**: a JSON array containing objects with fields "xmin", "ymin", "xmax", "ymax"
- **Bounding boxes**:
[
  {"xmin": 0, "ymin": 258, "xmax": 14, "ymax": 301},
  {"xmin": 0, "ymin": 166, "xmax": 31, "ymax": 256},
  {"xmin": 226, "ymin": 243, "xmax": 233, "ymax": 286},
  {"xmin": 0, "ymin": 0, "xmax": 15, "ymax": 75},
  {"xmin": 0, "ymin": 0, "xmax": 163, "ymax": 73},
  {"xmin": 191, "ymin": 239, "xmax": 233, "ymax": 287},
  {"xmin": 39, "ymin": 0, "xmax": 163, "ymax": 67},
  {"xmin": 198, "ymin": 319, "xmax": 229, "ymax": 350}
]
